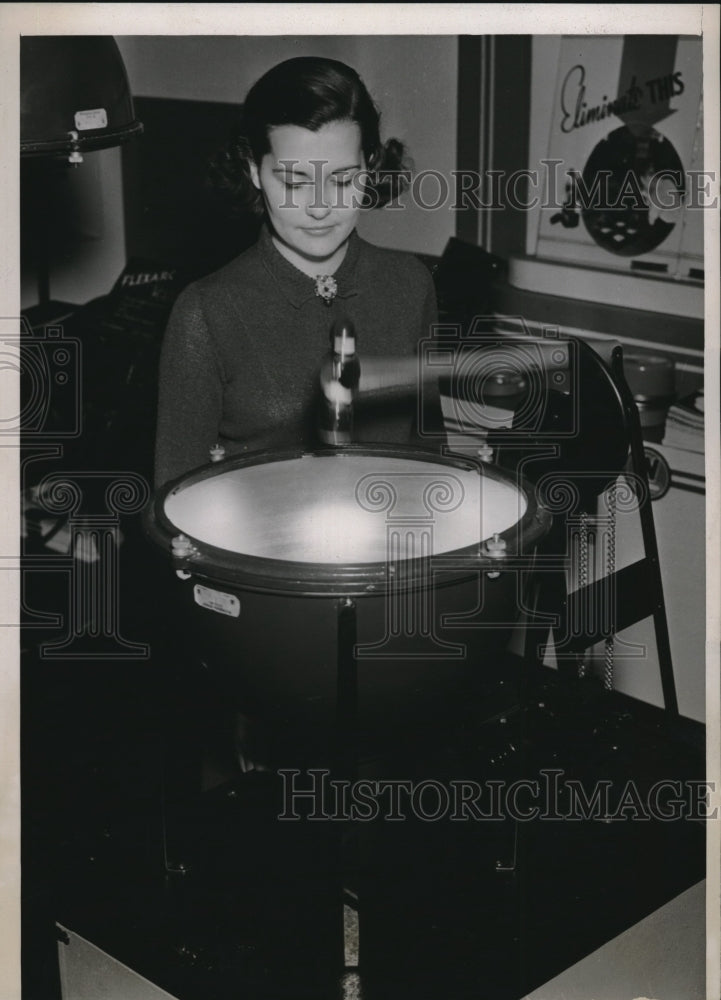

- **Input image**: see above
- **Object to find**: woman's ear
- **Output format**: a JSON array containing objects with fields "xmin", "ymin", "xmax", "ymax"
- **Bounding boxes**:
[{"xmin": 249, "ymin": 160, "xmax": 261, "ymax": 190}]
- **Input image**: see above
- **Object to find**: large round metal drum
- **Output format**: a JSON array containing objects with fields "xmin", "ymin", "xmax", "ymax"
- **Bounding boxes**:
[{"xmin": 145, "ymin": 446, "xmax": 551, "ymax": 762}]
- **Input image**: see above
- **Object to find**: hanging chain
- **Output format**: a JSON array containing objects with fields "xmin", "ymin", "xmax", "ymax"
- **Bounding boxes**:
[
  {"xmin": 577, "ymin": 510, "xmax": 590, "ymax": 679},
  {"xmin": 603, "ymin": 482, "xmax": 617, "ymax": 692}
]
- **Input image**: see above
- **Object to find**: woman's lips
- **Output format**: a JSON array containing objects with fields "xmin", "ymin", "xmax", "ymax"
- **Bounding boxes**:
[{"xmin": 303, "ymin": 225, "xmax": 336, "ymax": 236}]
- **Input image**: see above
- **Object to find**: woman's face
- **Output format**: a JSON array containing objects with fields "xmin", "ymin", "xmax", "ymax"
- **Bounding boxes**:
[{"xmin": 250, "ymin": 120, "xmax": 365, "ymax": 274}]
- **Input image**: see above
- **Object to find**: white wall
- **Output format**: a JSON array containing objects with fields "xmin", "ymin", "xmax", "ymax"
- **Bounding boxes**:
[
  {"xmin": 348, "ymin": 36, "xmax": 458, "ymax": 255},
  {"xmin": 116, "ymin": 34, "xmax": 458, "ymax": 256}
]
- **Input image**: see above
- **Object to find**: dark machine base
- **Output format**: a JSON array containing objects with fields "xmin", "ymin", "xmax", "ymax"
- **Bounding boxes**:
[{"xmin": 26, "ymin": 647, "xmax": 705, "ymax": 1000}]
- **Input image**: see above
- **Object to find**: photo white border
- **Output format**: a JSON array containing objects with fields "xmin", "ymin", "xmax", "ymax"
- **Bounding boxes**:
[{"xmin": 1, "ymin": 5, "xmax": 718, "ymax": 999}]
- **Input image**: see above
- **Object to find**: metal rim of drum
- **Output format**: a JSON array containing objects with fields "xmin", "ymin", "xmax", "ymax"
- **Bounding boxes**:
[{"xmin": 144, "ymin": 444, "xmax": 553, "ymax": 597}]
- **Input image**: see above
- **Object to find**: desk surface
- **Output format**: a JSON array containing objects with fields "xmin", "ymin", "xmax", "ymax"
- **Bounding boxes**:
[{"xmin": 524, "ymin": 878, "xmax": 705, "ymax": 1000}]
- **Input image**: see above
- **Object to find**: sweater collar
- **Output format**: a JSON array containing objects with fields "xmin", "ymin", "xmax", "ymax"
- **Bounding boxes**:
[{"xmin": 258, "ymin": 224, "xmax": 361, "ymax": 309}]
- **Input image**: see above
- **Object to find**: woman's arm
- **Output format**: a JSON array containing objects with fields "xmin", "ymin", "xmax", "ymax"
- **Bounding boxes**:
[{"xmin": 154, "ymin": 285, "xmax": 225, "ymax": 488}]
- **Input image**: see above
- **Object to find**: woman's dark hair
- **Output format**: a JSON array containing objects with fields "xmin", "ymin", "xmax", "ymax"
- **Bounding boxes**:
[{"xmin": 209, "ymin": 56, "xmax": 410, "ymax": 215}]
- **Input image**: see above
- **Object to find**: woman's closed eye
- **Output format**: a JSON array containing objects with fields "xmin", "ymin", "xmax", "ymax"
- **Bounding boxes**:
[
  {"xmin": 282, "ymin": 176, "xmax": 353, "ymax": 190},
  {"xmin": 281, "ymin": 174, "xmax": 314, "ymax": 190}
]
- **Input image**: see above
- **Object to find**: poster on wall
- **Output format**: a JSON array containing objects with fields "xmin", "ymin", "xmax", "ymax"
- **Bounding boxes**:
[{"xmin": 532, "ymin": 35, "xmax": 704, "ymax": 279}]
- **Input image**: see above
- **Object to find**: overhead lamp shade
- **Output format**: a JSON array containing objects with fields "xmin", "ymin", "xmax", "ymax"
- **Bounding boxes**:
[{"xmin": 21, "ymin": 36, "xmax": 143, "ymax": 157}]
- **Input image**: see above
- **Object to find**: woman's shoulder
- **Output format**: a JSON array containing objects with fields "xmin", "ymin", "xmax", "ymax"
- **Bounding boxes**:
[
  {"xmin": 168, "ymin": 242, "xmax": 266, "ymax": 320},
  {"xmin": 186, "ymin": 242, "xmax": 265, "ymax": 296},
  {"xmin": 355, "ymin": 234, "xmax": 434, "ymax": 289}
]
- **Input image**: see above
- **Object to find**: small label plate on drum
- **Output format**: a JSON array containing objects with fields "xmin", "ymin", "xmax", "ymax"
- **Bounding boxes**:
[{"xmin": 193, "ymin": 584, "xmax": 240, "ymax": 617}]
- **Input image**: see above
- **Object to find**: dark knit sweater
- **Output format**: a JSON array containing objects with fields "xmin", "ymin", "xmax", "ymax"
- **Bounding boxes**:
[{"xmin": 154, "ymin": 226, "xmax": 437, "ymax": 487}]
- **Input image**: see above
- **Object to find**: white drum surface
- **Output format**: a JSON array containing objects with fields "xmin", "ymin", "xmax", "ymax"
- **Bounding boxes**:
[{"xmin": 164, "ymin": 454, "xmax": 526, "ymax": 564}]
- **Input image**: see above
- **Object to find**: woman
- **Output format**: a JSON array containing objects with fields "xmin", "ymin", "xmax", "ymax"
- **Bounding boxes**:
[{"xmin": 154, "ymin": 55, "xmax": 438, "ymax": 488}]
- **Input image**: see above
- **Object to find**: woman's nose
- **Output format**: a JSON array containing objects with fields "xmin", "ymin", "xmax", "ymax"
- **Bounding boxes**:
[{"xmin": 305, "ymin": 196, "xmax": 332, "ymax": 220}]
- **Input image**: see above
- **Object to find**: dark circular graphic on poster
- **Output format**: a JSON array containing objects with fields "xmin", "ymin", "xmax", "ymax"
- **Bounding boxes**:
[{"xmin": 581, "ymin": 124, "xmax": 686, "ymax": 257}]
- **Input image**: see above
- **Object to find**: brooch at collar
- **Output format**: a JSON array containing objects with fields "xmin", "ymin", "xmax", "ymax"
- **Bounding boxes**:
[{"xmin": 314, "ymin": 274, "xmax": 338, "ymax": 306}]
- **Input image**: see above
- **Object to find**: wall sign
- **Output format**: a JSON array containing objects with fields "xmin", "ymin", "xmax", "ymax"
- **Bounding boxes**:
[{"xmin": 533, "ymin": 36, "xmax": 704, "ymax": 279}]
